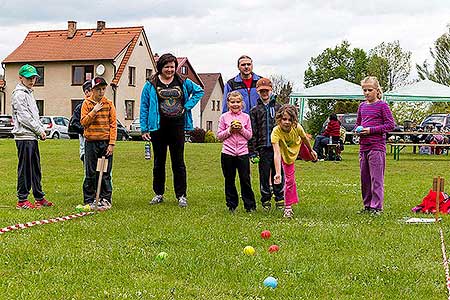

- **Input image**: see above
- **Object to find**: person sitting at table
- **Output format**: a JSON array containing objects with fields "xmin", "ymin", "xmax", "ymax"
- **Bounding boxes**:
[{"xmin": 313, "ymin": 113, "xmax": 341, "ymax": 160}]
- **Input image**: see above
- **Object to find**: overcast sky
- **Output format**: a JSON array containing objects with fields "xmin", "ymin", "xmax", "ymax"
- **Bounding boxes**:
[{"xmin": 0, "ymin": 0, "xmax": 449, "ymax": 91}]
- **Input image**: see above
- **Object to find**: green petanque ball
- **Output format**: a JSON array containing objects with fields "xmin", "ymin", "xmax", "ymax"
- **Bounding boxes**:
[
  {"xmin": 156, "ymin": 252, "xmax": 168, "ymax": 262},
  {"xmin": 75, "ymin": 204, "xmax": 84, "ymax": 213}
]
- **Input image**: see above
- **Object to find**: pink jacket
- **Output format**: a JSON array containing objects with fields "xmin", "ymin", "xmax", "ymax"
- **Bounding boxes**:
[{"xmin": 217, "ymin": 111, "xmax": 252, "ymax": 156}]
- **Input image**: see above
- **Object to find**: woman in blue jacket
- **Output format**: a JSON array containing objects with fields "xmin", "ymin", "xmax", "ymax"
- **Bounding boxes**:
[{"xmin": 140, "ymin": 53, "xmax": 204, "ymax": 208}]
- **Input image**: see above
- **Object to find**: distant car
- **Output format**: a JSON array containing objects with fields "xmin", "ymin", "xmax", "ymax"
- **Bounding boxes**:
[
  {"xmin": 0, "ymin": 115, "xmax": 14, "ymax": 138},
  {"xmin": 117, "ymin": 120, "xmax": 131, "ymax": 141},
  {"xmin": 322, "ymin": 113, "xmax": 402, "ymax": 144},
  {"xmin": 129, "ymin": 118, "xmax": 142, "ymax": 140},
  {"xmin": 40, "ymin": 116, "xmax": 70, "ymax": 139},
  {"xmin": 419, "ymin": 113, "xmax": 450, "ymax": 131}
]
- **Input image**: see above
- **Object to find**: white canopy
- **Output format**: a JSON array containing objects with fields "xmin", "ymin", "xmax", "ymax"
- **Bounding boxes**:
[
  {"xmin": 384, "ymin": 79, "xmax": 450, "ymax": 102},
  {"xmin": 289, "ymin": 78, "xmax": 365, "ymax": 123}
]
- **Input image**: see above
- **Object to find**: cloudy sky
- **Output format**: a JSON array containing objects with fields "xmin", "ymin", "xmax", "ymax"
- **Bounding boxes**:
[{"xmin": 0, "ymin": 0, "xmax": 449, "ymax": 91}]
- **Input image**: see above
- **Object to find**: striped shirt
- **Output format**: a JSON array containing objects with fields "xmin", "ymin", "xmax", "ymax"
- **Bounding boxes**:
[
  {"xmin": 81, "ymin": 96, "xmax": 117, "ymax": 145},
  {"xmin": 355, "ymin": 100, "xmax": 395, "ymax": 152}
]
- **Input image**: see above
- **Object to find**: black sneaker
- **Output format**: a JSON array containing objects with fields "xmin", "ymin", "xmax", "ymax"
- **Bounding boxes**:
[
  {"xmin": 370, "ymin": 208, "xmax": 383, "ymax": 216},
  {"xmin": 275, "ymin": 200, "xmax": 285, "ymax": 210},
  {"xmin": 261, "ymin": 201, "xmax": 271, "ymax": 210},
  {"xmin": 357, "ymin": 207, "xmax": 370, "ymax": 214}
]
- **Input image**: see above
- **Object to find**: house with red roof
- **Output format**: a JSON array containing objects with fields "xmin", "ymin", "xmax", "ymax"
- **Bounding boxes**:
[
  {"xmin": 1, "ymin": 20, "xmax": 156, "ymax": 128},
  {"xmin": 198, "ymin": 73, "xmax": 224, "ymax": 133}
]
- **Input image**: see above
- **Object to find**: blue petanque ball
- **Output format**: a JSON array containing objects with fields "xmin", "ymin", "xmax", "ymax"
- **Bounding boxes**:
[
  {"xmin": 356, "ymin": 126, "xmax": 363, "ymax": 133},
  {"xmin": 263, "ymin": 276, "xmax": 278, "ymax": 288}
]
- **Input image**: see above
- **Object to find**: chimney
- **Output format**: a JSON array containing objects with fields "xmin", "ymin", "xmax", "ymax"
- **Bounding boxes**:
[
  {"xmin": 67, "ymin": 21, "xmax": 77, "ymax": 39},
  {"xmin": 97, "ymin": 21, "xmax": 106, "ymax": 32}
]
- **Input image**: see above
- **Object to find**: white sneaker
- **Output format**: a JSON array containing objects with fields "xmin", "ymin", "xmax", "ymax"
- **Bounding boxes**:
[
  {"xmin": 178, "ymin": 196, "xmax": 188, "ymax": 208},
  {"xmin": 283, "ymin": 208, "xmax": 294, "ymax": 218},
  {"xmin": 150, "ymin": 195, "xmax": 164, "ymax": 205}
]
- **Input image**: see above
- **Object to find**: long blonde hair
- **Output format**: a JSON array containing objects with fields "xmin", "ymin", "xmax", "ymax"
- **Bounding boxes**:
[
  {"xmin": 361, "ymin": 76, "xmax": 383, "ymax": 99},
  {"xmin": 275, "ymin": 104, "xmax": 298, "ymax": 128}
]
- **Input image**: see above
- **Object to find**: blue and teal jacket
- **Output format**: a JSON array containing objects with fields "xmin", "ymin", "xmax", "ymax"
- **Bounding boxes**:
[
  {"xmin": 140, "ymin": 74, "xmax": 204, "ymax": 132},
  {"xmin": 222, "ymin": 73, "xmax": 262, "ymax": 114}
]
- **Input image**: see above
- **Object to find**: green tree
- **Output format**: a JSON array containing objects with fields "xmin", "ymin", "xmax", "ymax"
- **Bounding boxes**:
[
  {"xmin": 269, "ymin": 74, "xmax": 293, "ymax": 104},
  {"xmin": 368, "ymin": 41, "xmax": 411, "ymax": 91},
  {"xmin": 417, "ymin": 30, "xmax": 450, "ymax": 86},
  {"xmin": 303, "ymin": 41, "xmax": 368, "ymax": 135}
]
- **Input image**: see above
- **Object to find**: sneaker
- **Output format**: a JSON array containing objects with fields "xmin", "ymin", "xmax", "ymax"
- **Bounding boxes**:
[
  {"xmin": 35, "ymin": 198, "xmax": 53, "ymax": 207},
  {"xmin": 261, "ymin": 200, "xmax": 272, "ymax": 210},
  {"xmin": 246, "ymin": 208, "xmax": 256, "ymax": 213},
  {"xmin": 370, "ymin": 208, "xmax": 383, "ymax": 216},
  {"xmin": 275, "ymin": 200, "xmax": 285, "ymax": 210},
  {"xmin": 89, "ymin": 201, "xmax": 106, "ymax": 211},
  {"xmin": 357, "ymin": 207, "xmax": 370, "ymax": 214},
  {"xmin": 178, "ymin": 196, "xmax": 188, "ymax": 208},
  {"xmin": 283, "ymin": 208, "xmax": 294, "ymax": 218},
  {"xmin": 149, "ymin": 195, "xmax": 164, "ymax": 205},
  {"xmin": 229, "ymin": 207, "xmax": 236, "ymax": 214},
  {"xmin": 16, "ymin": 200, "xmax": 36, "ymax": 209},
  {"xmin": 100, "ymin": 199, "xmax": 112, "ymax": 209}
]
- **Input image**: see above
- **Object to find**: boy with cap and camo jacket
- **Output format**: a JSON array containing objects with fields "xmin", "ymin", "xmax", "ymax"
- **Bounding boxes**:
[
  {"xmin": 12, "ymin": 64, "xmax": 53, "ymax": 209},
  {"xmin": 248, "ymin": 78, "xmax": 284, "ymax": 210},
  {"xmin": 81, "ymin": 77, "xmax": 117, "ymax": 209}
]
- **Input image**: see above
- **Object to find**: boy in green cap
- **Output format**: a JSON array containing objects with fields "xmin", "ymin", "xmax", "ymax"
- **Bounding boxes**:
[{"xmin": 11, "ymin": 64, "xmax": 53, "ymax": 209}]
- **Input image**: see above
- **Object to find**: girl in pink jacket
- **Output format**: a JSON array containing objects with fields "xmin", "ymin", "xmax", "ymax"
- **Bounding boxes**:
[{"xmin": 217, "ymin": 91, "xmax": 256, "ymax": 213}]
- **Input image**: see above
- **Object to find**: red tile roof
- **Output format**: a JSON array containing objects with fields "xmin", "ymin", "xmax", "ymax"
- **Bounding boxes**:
[
  {"xmin": 3, "ymin": 26, "xmax": 143, "ymax": 63},
  {"xmin": 198, "ymin": 73, "xmax": 223, "ymax": 112}
]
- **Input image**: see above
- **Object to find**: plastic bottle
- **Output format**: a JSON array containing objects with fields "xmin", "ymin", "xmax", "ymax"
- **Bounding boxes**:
[{"xmin": 145, "ymin": 142, "xmax": 151, "ymax": 160}]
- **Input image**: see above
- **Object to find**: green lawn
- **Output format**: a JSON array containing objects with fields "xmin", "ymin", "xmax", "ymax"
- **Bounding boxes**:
[{"xmin": 0, "ymin": 139, "xmax": 449, "ymax": 299}]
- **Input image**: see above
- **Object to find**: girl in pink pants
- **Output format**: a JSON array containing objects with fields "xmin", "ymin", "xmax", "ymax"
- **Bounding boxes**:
[{"xmin": 272, "ymin": 104, "xmax": 317, "ymax": 218}]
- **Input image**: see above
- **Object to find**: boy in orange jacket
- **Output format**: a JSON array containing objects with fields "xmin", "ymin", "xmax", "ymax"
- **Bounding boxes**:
[{"xmin": 81, "ymin": 77, "xmax": 116, "ymax": 209}]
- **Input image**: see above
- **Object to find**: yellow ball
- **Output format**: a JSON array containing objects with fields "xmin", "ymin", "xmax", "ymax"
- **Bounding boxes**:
[{"xmin": 243, "ymin": 246, "xmax": 255, "ymax": 256}]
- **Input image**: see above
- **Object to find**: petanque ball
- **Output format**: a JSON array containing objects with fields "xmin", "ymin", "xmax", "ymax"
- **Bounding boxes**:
[
  {"xmin": 155, "ymin": 252, "xmax": 168, "ymax": 262},
  {"xmin": 261, "ymin": 230, "xmax": 271, "ymax": 239},
  {"xmin": 82, "ymin": 204, "xmax": 91, "ymax": 212},
  {"xmin": 356, "ymin": 126, "xmax": 363, "ymax": 133},
  {"xmin": 263, "ymin": 276, "xmax": 278, "ymax": 288},
  {"xmin": 268, "ymin": 245, "xmax": 280, "ymax": 253},
  {"xmin": 75, "ymin": 204, "xmax": 84, "ymax": 213},
  {"xmin": 243, "ymin": 246, "xmax": 256, "ymax": 256}
]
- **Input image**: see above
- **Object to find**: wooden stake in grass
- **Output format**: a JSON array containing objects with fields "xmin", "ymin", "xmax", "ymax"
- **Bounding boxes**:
[
  {"xmin": 94, "ymin": 156, "xmax": 108, "ymax": 211},
  {"xmin": 434, "ymin": 176, "xmax": 445, "ymax": 222}
]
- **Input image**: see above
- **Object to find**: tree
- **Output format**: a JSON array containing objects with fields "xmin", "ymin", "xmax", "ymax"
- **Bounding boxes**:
[
  {"xmin": 303, "ymin": 41, "xmax": 368, "ymax": 135},
  {"xmin": 368, "ymin": 41, "xmax": 411, "ymax": 91},
  {"xmin": 417, "ymin": 30, "xmax": 450, "ymax": 86},
  {"xmin": 269, "ymin": 74, "xmax": 293, "ymax": 104}
]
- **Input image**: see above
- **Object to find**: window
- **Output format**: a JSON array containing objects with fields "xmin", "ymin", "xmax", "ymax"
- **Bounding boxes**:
[
  {"xmin": 216, "ymin": 100, "xmax": 220, "ymax": 111},
  {"xmin": 54, "ymin": 117, "xmax": 66, "ymax": 126},
  {"xmin": 181, "ymin": 66, "xmax": 187, "ymax": 75},
  {"xmin": 206, "ymin": 121, "xmax": 212, "ymax": 131},
  {"xmin": 36, "ymin": 100, "xmax": 44, "ymax": 116},
  {"xmin": 145, "ymin": 69, "xmax": 152, "ymax": 81},
  {"xmin": 125, "ymin": 100, "xmax": 134, "ymax": 120},
  {"xmin": 72, "ymin": 65, "xmax": 94, "ymax": 85},
  {"xmin": 211, "ymin": 100, "xmax": 215, "ymax": 111},
  {"xmin": 71, "ymin": 99, "xmax": 83, "ymax": 113},
  {"xmin": 128, "ymin": 66, "xmax": 136, "ymax": 86},
  {"xmin": 35, "ymin": 67, "xmax": 44, "ymax": 86}
]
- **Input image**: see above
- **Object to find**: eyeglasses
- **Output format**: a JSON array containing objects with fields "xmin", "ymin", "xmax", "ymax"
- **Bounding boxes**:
[{"xmin": 363, "ymin": 89, "xmax": 374, "ymax": 92}]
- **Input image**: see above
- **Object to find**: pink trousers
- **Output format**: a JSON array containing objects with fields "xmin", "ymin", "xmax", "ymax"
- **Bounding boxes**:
[{"xmin": 282, "ymin": 161, "xmax": 298, "ymax": 206}]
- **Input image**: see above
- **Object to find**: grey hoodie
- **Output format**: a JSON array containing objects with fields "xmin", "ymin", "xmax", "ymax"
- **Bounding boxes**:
[{"xmin": 11, "ymin": 83, "xmax": 45, "ymax": 140}]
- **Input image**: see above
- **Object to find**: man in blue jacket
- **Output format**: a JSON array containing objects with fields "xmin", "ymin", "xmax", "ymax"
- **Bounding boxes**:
[{"xmin": 222, "ymin": 55, "xmax": 262, "ymax": 114}]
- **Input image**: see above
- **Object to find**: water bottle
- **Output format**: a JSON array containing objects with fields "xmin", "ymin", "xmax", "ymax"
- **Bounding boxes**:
[
  {"xmin": 329, "ymin": 137, "xmax": 332, "ymax": 145},
  {"xmin": 144, "ymin": 142, "xmax": 151, "ymax": 160}
]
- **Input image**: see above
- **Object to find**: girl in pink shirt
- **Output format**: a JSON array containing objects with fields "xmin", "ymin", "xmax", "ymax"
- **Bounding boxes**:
[{"xmin": 217, "ymin": 91, "xmax": 256, "ymax": 213}]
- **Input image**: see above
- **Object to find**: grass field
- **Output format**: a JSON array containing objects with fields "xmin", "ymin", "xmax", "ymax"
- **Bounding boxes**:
[{"xmin": 0, "ymin": 139, "xmax": 449, "ymax": 299}]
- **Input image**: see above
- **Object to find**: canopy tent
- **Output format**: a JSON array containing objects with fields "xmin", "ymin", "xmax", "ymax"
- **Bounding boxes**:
[
  {"xmin": 289, "ymin": 78, "xmax": 365, "ymax": 123},
  {"xmin": 383, "ymin": 79, "xmax": 450, "ymax": 102}
]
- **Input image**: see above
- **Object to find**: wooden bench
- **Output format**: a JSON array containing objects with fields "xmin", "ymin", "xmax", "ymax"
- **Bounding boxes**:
[
  {"xmin": 390, "ymin": 143, "xmax": 450, "ymax": 160},
  {"xmin": 326, "ymin": 143, "xmax": 341, "ymax": 161}
]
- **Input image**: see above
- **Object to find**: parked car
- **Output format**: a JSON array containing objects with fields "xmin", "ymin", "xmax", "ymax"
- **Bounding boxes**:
[
  {"xmin": 40, "ymin": 116, "xmax": 70, "ymax": 139},
  {"xmin": 0, "ymin": 115, "xmax": 14, "ymax": 138},
  {"xmin": 419, "ymin": 113, "xmax": 450, "ymax": 131},
  {"xmin": 117, "ymin": 120, "xmax": 131, "ymax": 141},
  {"xmin": 322, "ymin": 113, "xmax": 403, "ymax": 144},
  {"xmin": 129, "ymin": 118, "xmax": 142, "ymax": 140}
]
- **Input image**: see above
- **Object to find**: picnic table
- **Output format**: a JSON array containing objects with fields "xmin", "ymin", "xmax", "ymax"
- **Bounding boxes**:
[{"xmin": 390, "ymin": 143, "xmax": 450, "ymax": 160}]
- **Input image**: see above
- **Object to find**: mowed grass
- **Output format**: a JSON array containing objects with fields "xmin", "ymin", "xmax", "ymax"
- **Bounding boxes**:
[{"xmin": 0, "ymin": 139, "xmax": 449, "ymax": 299}]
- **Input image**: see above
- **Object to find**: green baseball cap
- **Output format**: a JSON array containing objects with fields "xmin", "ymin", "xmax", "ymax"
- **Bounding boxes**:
[{"xmin": 18, "ymin": 64, "xmax": 39, "ymax": 78}]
